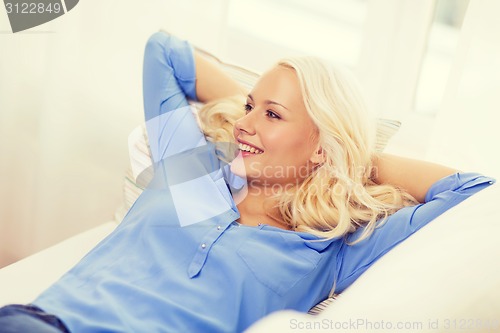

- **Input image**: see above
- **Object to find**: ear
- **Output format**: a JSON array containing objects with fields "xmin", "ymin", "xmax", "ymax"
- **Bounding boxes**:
[{"xmin": 309, "ymin": 145, "xmax": 325, "ymax": 165}]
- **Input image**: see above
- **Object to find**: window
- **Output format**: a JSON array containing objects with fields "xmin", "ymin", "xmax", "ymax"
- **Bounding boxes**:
[{"xmin": 414, "ymin": 0, "xmax": 470, "ymax": 115}]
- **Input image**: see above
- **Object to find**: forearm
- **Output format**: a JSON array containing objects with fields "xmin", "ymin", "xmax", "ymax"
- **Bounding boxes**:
[
  {"xmin": 194, "ymin": 53, "xmax": 248, "ymax": 103},
  {"xmin": 372, "ymin": 153, "xmax": 458, "ymax": 203}
]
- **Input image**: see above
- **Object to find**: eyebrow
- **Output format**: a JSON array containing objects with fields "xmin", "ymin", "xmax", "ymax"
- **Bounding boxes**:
[{"xmin": 247, "ymin": 94, "xmax": 290, "ymax": 111}]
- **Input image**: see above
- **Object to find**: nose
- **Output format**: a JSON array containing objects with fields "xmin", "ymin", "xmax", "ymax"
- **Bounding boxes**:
[{"xmin": 234, "ymin": 112, "xmax": 256, "ymax": 136}]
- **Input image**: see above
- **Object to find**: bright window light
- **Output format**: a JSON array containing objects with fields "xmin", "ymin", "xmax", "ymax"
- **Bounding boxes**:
[{"xmin": 414, "ymin": 0, "xmax": 470, "ymax": 115}]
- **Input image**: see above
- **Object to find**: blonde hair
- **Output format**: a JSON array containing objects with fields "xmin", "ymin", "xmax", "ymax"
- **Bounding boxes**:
[
  {"xmin": 196, "ymin": 96, "xmax": 244, "ymax": 144},
  {"xmin": 197, "ymin": 57, "xmax": 416, "ymax": 243}
]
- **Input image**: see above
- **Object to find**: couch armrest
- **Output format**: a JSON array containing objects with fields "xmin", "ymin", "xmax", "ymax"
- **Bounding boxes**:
[{"xmin": 0, "ymin": 222, "xmax": 117, "ymax": 307}]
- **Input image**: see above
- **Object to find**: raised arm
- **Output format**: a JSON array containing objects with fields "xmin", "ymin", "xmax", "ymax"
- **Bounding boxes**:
[
  {"xmin": 143, "ymin": 31, "xmax": 246, "ymax": 121},
  {"xmin": 194, "ymin": 53, "xmax": 248, "ymax": 103},
  {"xmin": 372, "ymin": 153, "xmax": 458, "ymax": 203}
]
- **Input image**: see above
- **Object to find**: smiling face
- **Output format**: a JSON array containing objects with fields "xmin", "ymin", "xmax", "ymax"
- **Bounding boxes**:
[{"xmin": 231, "ymin": 65, "xmax": 320, "ymax": 188}]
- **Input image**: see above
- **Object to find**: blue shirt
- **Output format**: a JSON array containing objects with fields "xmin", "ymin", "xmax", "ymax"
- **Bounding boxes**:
[{"xmin": 33, "ymin": 32, "xmax": 495, "ymax": 333}]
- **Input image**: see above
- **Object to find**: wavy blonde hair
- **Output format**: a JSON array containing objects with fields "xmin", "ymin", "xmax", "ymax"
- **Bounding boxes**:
[{"xmin": 197, "ymin": 57, "xmax": 416, "ymax": 243}]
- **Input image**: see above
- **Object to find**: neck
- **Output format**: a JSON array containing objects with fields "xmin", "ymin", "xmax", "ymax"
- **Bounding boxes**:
[{"xmin": 234, "ymin": 183, "xmax": 290, "ymax": 230}]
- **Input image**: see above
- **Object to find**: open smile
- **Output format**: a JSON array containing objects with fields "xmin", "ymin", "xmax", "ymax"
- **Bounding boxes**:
[
  {"xmin": 237, "ymin": 140, "xmax": 264, "ymax": 155},
  {"xmin": 238, "ymin": 143, "xmax": 263, "ymax": 154}
]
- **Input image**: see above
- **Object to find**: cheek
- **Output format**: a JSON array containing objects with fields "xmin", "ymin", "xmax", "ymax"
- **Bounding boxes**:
[{"xmin": 263, "ymin": 127, "xmax": 314, "ymax": 162}]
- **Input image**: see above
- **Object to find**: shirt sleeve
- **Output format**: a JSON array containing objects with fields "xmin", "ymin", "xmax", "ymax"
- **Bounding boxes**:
[
  {"xmin": 139, "ymin": 32, "xmax": 239, "ymax": 226},
  {"xmin": 334, "ymin": 172, "xmax": 496, "ymax": 293},
  {"xmin": 142, "ymin": 31, "xmax": 205, "ymax": 163},
  {"xmin": 143, "ymin": 31, "xmax": 197, "ymax": 120}
]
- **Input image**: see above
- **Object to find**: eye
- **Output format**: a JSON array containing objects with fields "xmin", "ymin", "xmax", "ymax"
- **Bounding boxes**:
[
  {"xmin": 266, "ymin": 110, "xmax": 281, "ymax": 119},
  {"xmin": 244, "ymin": 103, "xmax": 253, "ymax": 114}
]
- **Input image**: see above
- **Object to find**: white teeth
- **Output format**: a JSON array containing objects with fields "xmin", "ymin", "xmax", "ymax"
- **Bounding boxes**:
[{"xmin": 238, "ymin": 143, "xmax": 262, "ymax": 154}]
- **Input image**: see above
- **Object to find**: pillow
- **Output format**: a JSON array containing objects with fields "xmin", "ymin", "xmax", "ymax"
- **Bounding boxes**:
[{"xmin": 374, "ymin": 118, "xmax": 401, "ymax": 152}]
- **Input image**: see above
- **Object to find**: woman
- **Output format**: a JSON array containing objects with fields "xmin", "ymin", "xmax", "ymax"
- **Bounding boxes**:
[{"xmin": 0, "ymin": 31, "xmax": 494, "ymax": 333}]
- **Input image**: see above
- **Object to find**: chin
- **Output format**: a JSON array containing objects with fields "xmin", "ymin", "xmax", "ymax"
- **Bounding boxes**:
[{"xmin": 230, "ymin": 153, "xmax": 247, "ymax": 178}]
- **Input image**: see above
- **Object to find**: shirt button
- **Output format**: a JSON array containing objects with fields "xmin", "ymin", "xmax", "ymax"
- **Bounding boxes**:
[
  {"xmin": 201, "ymin": 243, "xmax": 207, "ymax": 249},
  {"xmin": 217, "ymin": 225, "xmax": 221, "ymax": 230}
]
